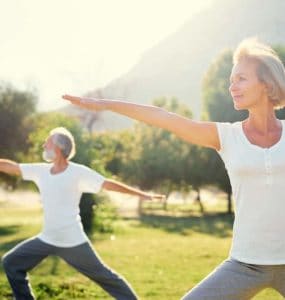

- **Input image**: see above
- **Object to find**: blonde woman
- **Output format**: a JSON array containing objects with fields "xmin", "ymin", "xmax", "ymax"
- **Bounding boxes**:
[{"xmin": 63, "ymin": 38, "xmax": 285, "ymax": 299}]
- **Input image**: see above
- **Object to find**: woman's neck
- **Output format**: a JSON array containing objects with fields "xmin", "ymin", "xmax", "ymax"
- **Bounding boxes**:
[{"xmin": 246, "ymin": 102, "xmax": 279, "ymax": 134}]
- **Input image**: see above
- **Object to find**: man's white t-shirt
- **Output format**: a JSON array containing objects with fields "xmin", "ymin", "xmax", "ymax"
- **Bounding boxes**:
[
  {"xmin": 217, "ymin": 120, "xmax": 285, "ymax": 264},
  {"xmin": 19, "ymin": 162, "xmax": 105, "ymax": 247}
]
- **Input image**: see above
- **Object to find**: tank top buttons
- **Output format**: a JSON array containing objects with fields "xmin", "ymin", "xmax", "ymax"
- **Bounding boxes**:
[{"xmin": 264, "ymin": 149, "xmax": 272, "ymax": 185}]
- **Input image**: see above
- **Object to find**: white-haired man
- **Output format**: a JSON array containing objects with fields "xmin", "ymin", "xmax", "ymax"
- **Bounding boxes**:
[{"xmin": 0, "ymin": 127, "xmax": 164, "ymax": 300}]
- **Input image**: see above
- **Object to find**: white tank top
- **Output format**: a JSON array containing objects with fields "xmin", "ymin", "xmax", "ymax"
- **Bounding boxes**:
[{"xmin": 217, "ymin": 120, "xmax": 285, "ymax": 264}]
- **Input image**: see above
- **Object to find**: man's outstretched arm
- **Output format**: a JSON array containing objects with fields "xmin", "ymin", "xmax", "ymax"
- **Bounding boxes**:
[
  {"xmin": 102, "ymin": 179, "xmax": 164, "ymax": 201},
  {"xmin": 0, "ymin": 159, "xmax": 21, "ymax": 176}
]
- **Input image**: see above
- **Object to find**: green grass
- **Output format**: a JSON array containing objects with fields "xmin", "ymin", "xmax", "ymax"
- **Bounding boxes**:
[{"xmin": 0, "ymin": 200, "xmax": 283, "ymax": 299}]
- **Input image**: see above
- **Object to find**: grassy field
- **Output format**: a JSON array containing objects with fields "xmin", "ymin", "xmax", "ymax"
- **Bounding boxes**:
[{"xmin": 0, "ymin": 200, "xmax": 283, "ymax": 300}]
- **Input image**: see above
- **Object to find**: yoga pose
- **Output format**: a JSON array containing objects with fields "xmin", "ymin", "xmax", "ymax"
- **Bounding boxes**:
[
  {"xmin": 1, "ymin": 127, "xmax": 163, "ymax": 300},
  {"xmin": 63, "ymin": 38, "xmax": 285, "ymax": 299}
]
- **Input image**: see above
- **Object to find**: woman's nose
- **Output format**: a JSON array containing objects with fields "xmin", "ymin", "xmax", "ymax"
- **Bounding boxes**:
[{"xmin": 229, "ymin": 82, "xmax": 237, "ymax": 93}]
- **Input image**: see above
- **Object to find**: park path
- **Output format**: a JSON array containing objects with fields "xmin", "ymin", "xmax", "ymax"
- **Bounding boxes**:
[
  {"xmin": 0, "ymin": 187, "xmax": 40, "ymax": 206},
  {"xmin": 0, "ymin": 186, "xmax": 226, "ymax": 217}
]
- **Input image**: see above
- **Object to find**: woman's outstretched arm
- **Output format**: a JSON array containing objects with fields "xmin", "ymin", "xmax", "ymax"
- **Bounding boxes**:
[{"xmin": 62, "ymin": 94, "xmax": 220, "ymax": 150}]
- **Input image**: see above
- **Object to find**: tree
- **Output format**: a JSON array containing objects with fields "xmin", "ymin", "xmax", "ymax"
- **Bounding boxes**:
[
  {"xmin": 0, "ymin": 83, "xmax": 37, "ymax": 188},
  {"xmin": 183, "ymin": 146, "xmax": 209, "ymax": 213},
  {"xmin": 202, "ymin": 49, "xmax": 248, "ymax": 122},
  {"xmin": 0, "ymin": 83, "xmax": 37, "ymax": 158},
  {"xmin": 120, "ymin": 97, "xmax": 207, "ymax": 212}
]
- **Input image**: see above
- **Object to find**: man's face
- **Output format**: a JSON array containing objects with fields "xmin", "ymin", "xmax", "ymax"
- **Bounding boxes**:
[{"xmin": 42, "ymin": 136, "xmax": 57, "ymax": 162}]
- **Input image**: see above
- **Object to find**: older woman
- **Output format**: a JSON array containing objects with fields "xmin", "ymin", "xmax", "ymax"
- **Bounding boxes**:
[{"xmin": 63, "ymin": 38, "xmax": 285, "ymax": 299}]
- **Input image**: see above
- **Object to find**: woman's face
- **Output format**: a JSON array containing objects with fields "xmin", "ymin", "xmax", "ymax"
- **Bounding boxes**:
[{"xmin": 229, "ymin": 59, "xmax": 267, "ymax": 111}]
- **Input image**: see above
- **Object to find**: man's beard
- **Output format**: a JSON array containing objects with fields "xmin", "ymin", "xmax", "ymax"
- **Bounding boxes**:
[{"xmin": 42, "ymin": 149, "xmax": 56, "ymax": 162}]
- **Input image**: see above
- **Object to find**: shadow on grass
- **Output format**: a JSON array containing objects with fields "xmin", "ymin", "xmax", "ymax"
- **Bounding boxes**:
[
  {"xmin": 0, "ymin": 225, "xmax": 20, "ymax": 236},
  {"xmin": 138, "ymin": 212, "xmax": 234, "ymax": 238},
  {"xmin": 0, "ymin": 225, "xmax": 27, "ymax": 256},
  {"xmin": 49, "ymin": 256, "xmax": 60, "ymax": 275}
]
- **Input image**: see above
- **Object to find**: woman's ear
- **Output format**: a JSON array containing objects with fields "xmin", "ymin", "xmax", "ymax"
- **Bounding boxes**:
[{"xmin": 263, "ymin": 82, "xmax": 271, "ymax": 95}]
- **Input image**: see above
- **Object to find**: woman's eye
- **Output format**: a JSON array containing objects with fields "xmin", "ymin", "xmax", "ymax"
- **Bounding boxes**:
[{"xmin": 230, "ymin": 76, "xmax": 246, "ymax": 84}]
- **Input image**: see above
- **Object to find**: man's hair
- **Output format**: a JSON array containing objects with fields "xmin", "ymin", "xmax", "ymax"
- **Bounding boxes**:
[
  {"xmin": 49, "ymin": 127, "xmax": 76, "ymax": 160},
  {"xmin": 233, "ymin": 37, "xmax": 285, "ymax": 109}
]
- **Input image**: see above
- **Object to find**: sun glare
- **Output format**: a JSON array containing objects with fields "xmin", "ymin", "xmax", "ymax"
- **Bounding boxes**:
[{"xmin": 0, "ymin": 0, "xmax": 212, "ymax": 110}]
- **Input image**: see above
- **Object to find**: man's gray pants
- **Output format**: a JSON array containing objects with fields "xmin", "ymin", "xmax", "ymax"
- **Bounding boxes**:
[
  {"xmin": 181, "ymin": 258, "xmax": 285, "ymax": 300},
  {"xmin": 2, "ymin": 237, "xmax": 138, "ymax": 300}
]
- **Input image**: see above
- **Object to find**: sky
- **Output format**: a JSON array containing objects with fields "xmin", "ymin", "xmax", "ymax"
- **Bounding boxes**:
[{"xmin": 0, "ymin": 0, "xmax": 213, "ymax": 111}]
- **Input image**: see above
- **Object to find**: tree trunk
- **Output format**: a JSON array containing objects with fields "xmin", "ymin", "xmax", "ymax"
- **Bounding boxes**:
[
  {"xmin": 195, "ymin": 189, "xmax": 204, "ymax": 214},
  {"xmin": 163, "ymin": 190, "xmax": 171, "ymax": 211},
  {"xmin": 79, "ymin": 193, "xmax": 95, "ymax": 233},
  {"xmin": 138, "ymin": 197, "xmax": 143, "ymax": 215},
  {"xmin": 163, "ymin": 196, "xmax": 168, "ymax": 211},
  {"xmin": 227, "ymin": 191, "xmax": 232, "ymax": 214}
]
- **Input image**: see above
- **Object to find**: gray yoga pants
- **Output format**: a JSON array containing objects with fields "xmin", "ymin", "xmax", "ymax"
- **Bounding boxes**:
[
  {"xmin": 2, "ymin": 237, "xmax": 138, "ymax": 300},
  {"xmin": 181, "ymin": 258, "xmax": 285, "ymax": 300}
]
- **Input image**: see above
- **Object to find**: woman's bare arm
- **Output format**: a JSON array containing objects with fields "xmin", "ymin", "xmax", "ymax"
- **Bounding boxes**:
[{"xmin": 62, "ymin": 95, "xmax": 220, "ymax": 150}]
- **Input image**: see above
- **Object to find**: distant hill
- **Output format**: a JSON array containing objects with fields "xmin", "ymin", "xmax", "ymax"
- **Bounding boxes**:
[{"xmin": 61, "ymin": 0, "xmax": 285, "ymax": 131}]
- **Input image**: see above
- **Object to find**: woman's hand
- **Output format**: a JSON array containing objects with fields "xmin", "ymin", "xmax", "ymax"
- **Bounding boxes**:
[{"xmin": 62, "ymin": 94, "xmax": 105, "ymax": 111}]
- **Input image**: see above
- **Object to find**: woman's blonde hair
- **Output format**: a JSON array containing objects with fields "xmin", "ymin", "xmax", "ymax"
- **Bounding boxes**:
[{"xmin": 233, "ymin": 38, "xmax": 285, "ymax": 109}]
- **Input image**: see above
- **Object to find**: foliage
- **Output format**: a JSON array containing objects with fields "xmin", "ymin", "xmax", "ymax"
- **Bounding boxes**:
[
  {"xmin": 92, "ymin": 193, "xmax": 118, "ymax": 233},
  {"xmin": 114, "ymin": 97, "xmax": 210, "ymax": 211},
  {"xmin": 120, "ymin": 98, "xmax": 192, "ymax": 191},
  {"xmin": 80, "ymin": 193, "xmax": 117, "ymax": 234},
  {"xmin": 0, "ymin": 83, "xmax": 37, "ymax": 188},
  {"xmin": 87, "ymin": 130, "xmax": 133, "ymax": 178},
  {"xmin": 202, "ymin": 49, "xmax": 248, "ymax": 122},
  {"xmin": 0, "ymin": 83, "xmax": 37, "ymax": 158}
]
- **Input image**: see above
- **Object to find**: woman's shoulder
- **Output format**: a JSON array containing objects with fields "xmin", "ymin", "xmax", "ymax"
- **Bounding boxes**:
[{"xmin": 216, "ymin": 121, "xmax": 242, "ymax": 131}]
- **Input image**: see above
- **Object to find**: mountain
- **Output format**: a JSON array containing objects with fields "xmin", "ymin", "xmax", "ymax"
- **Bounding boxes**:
[{"xmin": 62, "ymin": 0, "xmax": 285, "ymax": 131}]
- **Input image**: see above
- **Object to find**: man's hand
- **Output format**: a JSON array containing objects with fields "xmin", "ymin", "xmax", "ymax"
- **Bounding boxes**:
[
  {"xmin": 0, "ymin": 159, "xmax": 21, "ymax": 176},
  {"xmin": 140, "ymin": 193, "xmax": 166, "ymax": 201}
]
